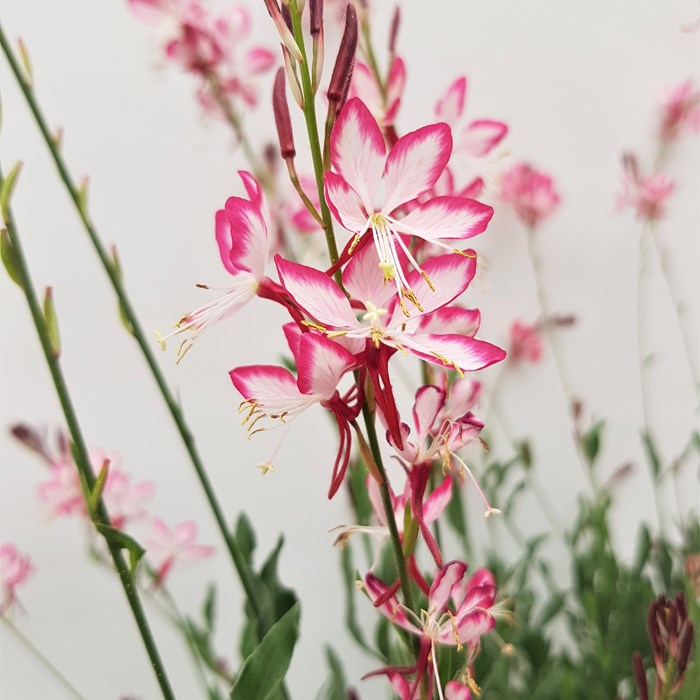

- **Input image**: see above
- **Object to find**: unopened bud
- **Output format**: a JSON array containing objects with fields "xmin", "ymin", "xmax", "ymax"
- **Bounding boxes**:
[
  {"xmin": 10, "ymin": 423, "xmax": 48, "ymax": 460},
  {"xmin": 310, "ymin": 0, "xmax": 323, "ymax": 36},
  {"xmin": 273, "ymin": 68, "xmax": 296, "ymax": 160},
  {"xmin": 388, "ymin": 5, "xmax": 400, "ymax": 55},
  {"xmin": 327, "ymin": 3, "xmax": 358, "ymax": 109},
  {"xmin": 282, "ymin": 46, "xmax": 304, "ymax": 108},
  {"xmin": 263, "ymin": 0, "xmax": 302, "ymax": 61}
]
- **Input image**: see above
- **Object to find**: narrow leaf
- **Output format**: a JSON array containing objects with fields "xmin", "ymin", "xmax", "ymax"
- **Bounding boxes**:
[
  {"xmin": 641, "ymin": 430, "xmax": 662, "ymax": 480},
  {"xmin": 88, "ymin": 458, "xmax": 110, "ymax": 515},
  {"xmin": 42, "ymin": 287, "xmax": 61, "ymax": 357},
  {"xmin": 1, "ymin": 161, "xmax": 23, "ymax": 225},
  {"xmin": 1, "ymin": 229, "xmax": 24, "ymax": 288},
  {"xmin": 229, "ymin": 602, "xmax": 300, "ymax": 700},
  {"xmin": 95, "ymin": 523, "xmax": 145, "ymax": 577}
]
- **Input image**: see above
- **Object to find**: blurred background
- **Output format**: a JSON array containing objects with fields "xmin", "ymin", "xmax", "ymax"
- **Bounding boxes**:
[{"xmin": 1, "ymin": 0, "xmax": 698, "ymax": 697}]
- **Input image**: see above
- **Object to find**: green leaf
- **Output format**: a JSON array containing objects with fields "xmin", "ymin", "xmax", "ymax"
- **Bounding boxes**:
[
  {"xmin": 202, "ymin": 583, "xmax": 216, "ymax": 631},
  {"xmin": 233, "ymin": 513, "xmax": 256, "ymax": 567},
  {"xmin": 88, "ymin": 458, "xmax": 110, "ymax": 515},
  {"xmin": 581, "ymin": 419, "xmax": 605, "ymax": 466},
  {"xmin": 641, "ymin": 430, "xmax": 662, "ymax": 480},
  {"xmin": 1, "ymin": 228, "xmax": 23, "ymax": 288},
  {"xmin": 315, "ymin": 646, "xmax": 347, "ymax": 700},
  {"xmin": 95, "ymin": 523, "xmax": 145, "ymax": 577},
  {"xmin": 42, "ymin": 287, "xmax": 61, "ymax": 357},
  {"xmin": 347, "ymin": 459, "xmax": 372, "ymax": 525},
  {"xmin": 1, "ymin": 161, "xmax": 23, "ymax": 225},
  {"xmin": 229, "ymin": 602, "xmax": 300, "ymax": 700},
  {"xmin": 109, "ymin": 246, "xmax": 134, "ymax": 335}
]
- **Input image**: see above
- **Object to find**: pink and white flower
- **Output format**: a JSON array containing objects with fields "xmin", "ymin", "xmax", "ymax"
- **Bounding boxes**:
[
  {"xmin": 0, "ymin": 544, "xmax": 34, "ymax": 614},
  {"xmin": 348, "ymin": 57, "xmax": 406, "ymax": 127},
  {"xmin": 617, "ymin": 153, "xmax": 674, "ymax": 222},
  {"xmin": 364, "ymin": 561, "xmax": 497, "ymax": 700},
  {"xmin": 102, "ymin": 467, "xmax": 155, "ymax": 530},
  {"xmin": 324, "ymin": 98, "xmax": 494, "ymax": 302},
  {"xmin": 146, "ymin": 519, "xmax": 214, "ymax": 584},
  {"xmin": 508, "ymin": 320, "xmax": 543, "ymax": 364},
  {"xmin": 500, "ymin": 162, "xmax": 560, "ymax": 228},
  {"xmin": 230, "ymin": 330, "xmax": 360, "ymax": 497}
]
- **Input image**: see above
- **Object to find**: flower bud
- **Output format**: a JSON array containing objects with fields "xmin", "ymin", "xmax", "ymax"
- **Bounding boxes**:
[
  {"xmin": 263, "ymin": 0, "xmax": 302, "ymax": 61},
  {"xmin": 327, "ymin": 3, "xmax": 358, "ymax": 110},
  {"xmin": 310, "ymin": 0, "xmax": 323, "ymax": 36},
  {"xmin": 388, "ymin": 5, "xmax": 400, "ymax": 55},
  {"xmin": 272, "ymin": 68, "xmax": 296, "ymax": 160}
]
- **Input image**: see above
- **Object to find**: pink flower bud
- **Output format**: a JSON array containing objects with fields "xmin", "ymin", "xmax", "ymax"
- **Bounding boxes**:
[
  {"xmin": 327, "ymin": 3, "xmax": 358, "ymax": 109},
  {"xmin": 273, "ymin": 68, "xmax": 296, "ymax": 159}
]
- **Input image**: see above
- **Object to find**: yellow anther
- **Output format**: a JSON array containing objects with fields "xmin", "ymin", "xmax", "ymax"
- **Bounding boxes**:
[
  {"xmin": 348, "ymin": 233, "xmax": 361, "ymax": 254},
  {"xmin": 301, "ymin": 319, "xmax": 328, "ymax": 333},
  {"xmin": 453, "ymin": 249, "xmax": 478, "ymax": 259},
  {"xmin": 154, "ymin": 330, "xmax": 167, "ymax": 351},
  {"xmin": 257, "ymin": 462, "xmax": 276, "ymax": 475},
  {"xmin": 432, "ymin": 351, "xmax": 464, "ymax": 378},
  {"xmin": 420, "ymin": 269, "xmax": 436, "ymax": 292},
  {"xmin": 327, "ymin": 330, "xmax": 349, "ymax": 339},
  {"xmin": 401, "ymin": 288, "xmax": 424, "ymax": 313}
]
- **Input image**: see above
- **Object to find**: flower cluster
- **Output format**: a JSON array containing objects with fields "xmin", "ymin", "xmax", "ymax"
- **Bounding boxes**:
[{"xmin": 0, "ymin": 543, "xmax": 33, "ymax": 615}]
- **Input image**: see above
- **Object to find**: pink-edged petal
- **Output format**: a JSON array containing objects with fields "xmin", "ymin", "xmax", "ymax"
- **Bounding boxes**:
[
  {"xmin": 435, "ymin": 77, "xmax": 467, "ymax": 125},
  {"xmin": 275, "ymin": 256, "xmax": 360, "ymax": 330},
  {"xmin": 238, "ymin": 170, "xmax": 264, "ymax": 209},
  {"xmin": 385, "ymin": 57, "xmax": 406, "ymax": 121},
  {"xmin": 348, "ymin": 63, "xmax": 382, "ymax": 118},
  {"xmin": 383, "ymin": 124, "xmax": 452, "ymax": 213},
  {"xmin": 445, "ymin": 681, "xmax": 473, "ymax": 700},
  {"xmin": 459, "ymin": 177, "xmax": 484, "ymax": 199},
  {"xmin": 296, "ymin": 333, "xmax": 356, "ymax": 399},
  {"xmin": 224, "ymin": 197, "xmax": 269, "ymax": 280},
  {"xmin": 443, "ymin": 377, "xmax": 482, "ymax": 418},
  {"xmin": 396, "ymin": 196, "xmax": 493, "ymax": 241},
  {"xmin": 459, "ymin": 120, "xmax": 508, "ymax": 158},
  {"xmin": 455, "ymin": 583, "xmax": 497, "ymax": 620},
  {"xmin": 282, "ymin": 322, "xmax": 303, "ymax": 364},
  {"xmin": 418, "ymin": 307, "xmax": 481, "ymax": 337},
  {"xmin": 412, "ymin": 385, "xmax": 445, "ymax": 443},
  {"xmin": 244, "ymin": 47, "xmax": 276, "ymax": 75},
  {"xmin": 389, "ymin": 674, "xmax": 414, "ymax": 700},
  {"xmin": 428, "ymin": 560, "xmax": 467, "ymax": 614},
  {"xmin": 406, "ymin": 333, "xmax": 506, "ymax": 373},
  {"xmin": 456, "ymin": 609, "xmax": 495, "ymax": 646},
  {"xmin": 324, "ymin": 172, "xmax": 369, "ymax": 232},
  {"xmin": 229, "ymin": 6, "xmax": 251, "ymax": 39},
  {"xmin": 215, "ymin": 210, "xmax": 240, "ymax": 275},
  {"xmin": 343, "ymin": 243, "xmax": 398, "ymax": 310},
  {"xmin": 423, "ymin": 477, "xmax": 453, "ymax": 524},
  {"xmin": 181, "ymin": 544, "xmax": 216, "ymax": 561},
  {"xmin": 330, "ymin": 98, "xmax": 386, "ymax": 212},
  {"xmin": 364, "ymin": 573, "xmax": 418, "ymax": 634},
  {"xmin": 230, "ymin": 365, "xmax": 304, "ymax": 408}
]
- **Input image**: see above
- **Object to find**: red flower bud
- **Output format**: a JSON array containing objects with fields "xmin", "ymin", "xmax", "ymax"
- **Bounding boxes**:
[{"xmin": 272, "ymin": 68, "xmax": 296, "ymax": 160}]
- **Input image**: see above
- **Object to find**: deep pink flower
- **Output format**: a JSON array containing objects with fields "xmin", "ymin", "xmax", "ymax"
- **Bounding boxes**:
[
  {"xmin": 324, "ymin": 98, "xmax": 493, "ymax": 301},
  {"xmin": 508, "ymin": 320, "xmax": 543, "ymax": 364},
  {"xmin": 0, "ymin": 544, "xmax": 33, "ymax": 614},
  {"xmin": 659, "ymin": 80, "xmax": 700, "ymax": 143},
  {"xmin": 146, "ymin": 519, "xmax": 214, "ymax": 584},
  {"xmin": 364, "ymin": 562, "xmax": 497, "ymax": 699},
  {"xmin": 617, "ymin": 153, "xmax": 674, "ymax": 221},
  {"xmin": 500, "ymin": 162, "xmax": 560, "ymax": 228},
  {"xmin": 230, "ymin": 329, "xmax": 361, "ymax": 497}
]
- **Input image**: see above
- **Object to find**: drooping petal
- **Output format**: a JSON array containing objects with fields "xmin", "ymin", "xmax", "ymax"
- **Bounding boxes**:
[
  {"xmin": 348, "ymin": 62, "xmax": 382, "ymax": 120},
  {"xmin": 445, "ymin": 681, "xmax": 473, "ymax": 700},
  {"xmin": 453, "ymin": 567, "xmax": 497, "ymax": 611},
  {"xmin": 435, "ymin": 77, "xmax": 466, "ymax": 125},
  {"xmin": 442, "ymin": 377, "xmax": 482, "ymax": 419},
  {"xmin": 418, "ymin": 307, "xmax": 481, "ymax": 337},
  {"xmin": 423, "ymin": 477, "xmax": 453, "ymax": 524},
  {"xmin": 324, "ymin": 171, "xmax": 369, "ymax": 232},
  {"xmin": 230, "ymin": 365, "xmax": 312, "ymax": 416},
  {"xmin": 405, "ymin": 333, "xmax": 506, "ymax": 373},
  {"xmin": 364, "ymin": 573, "xmax": 419, "ymax": 634},
  {"xmin": 459, "ymin": 120, "xmax": 508, "ymax": 158},
  {"xmin": 385, "ymin": 57, "xmax": 406, "ymax": 123},
  {"xmin": 275, "ymin": 256, "xmax": 360, "ymax": 330},
  {"xmin": 215, "ymin": 209, "xmax": 240, "ymax": 275},
  {"xmin": 330, "ymin": 98, "xmax": 386, "ymax": 212},
  {"xmin": 412, "ymin": 385, "xmax": 445, "ymax": 444},
  {"xmin": 395, "ymin": 196, "xmax": 493, "ymax": 241},
  {"xmin": 224, "ymin": 197, "xmax": 269, "ymax": 280},
  {"xmin": 238, "ymin": 170, "xmax": 264, "ymax": 209},
  {"xmin": 296, "ymin": 333, "xmax": 356, "ymax": 399},
  {"xmin": 383, "ymin": 124, "xmax": 452, "ymax": 213},
  {"xmin": 428, "ymin": 560, "xmax": 468, "ymax": 615},
  {"xmin": 455, "ymin": 609, "xmax": 495, "ymax": 646},
  {"xmin": 343, "ymin": 243, "xmax": 398, "ymax": 310}
]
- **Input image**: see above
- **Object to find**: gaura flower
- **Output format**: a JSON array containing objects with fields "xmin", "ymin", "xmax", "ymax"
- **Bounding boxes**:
[
  {"xmin": 500, "ymin": 162, "xmax": 560, "ymax": 228},
  {"xmin": 0, "ymin": 544, "xmax": 34, "ymax": 615},
  {"xmin": 230, "ymin": 330, "xmax": 361, "ymax": 497},
  {"xmin": 508, "ymin": 320, "xmax": 543, "ymax": 364},
  {"xmin": 146, "ymin": 519, "xmax": 214, "ymax": 585},
  {"xmin": 659, "ymin": 80, "xmax": 700, "ymax": 144},
  {"xmin": 323, "ymin": 98, "xmax": 493, "ymax": 305},
  {"xmin": 158, "ymin": 171, "xmax": 286, "ymax": 360},
  {"xmin": 363, "ymin": 561, "xmax": 497, "ymax": 700},
  {"xmin": 617, "ymin": 153, "xmax": 674, "ymax": 222},
  {"xmin": 348, "ymin": 57, "xmax": 406, "ymax": 127}
]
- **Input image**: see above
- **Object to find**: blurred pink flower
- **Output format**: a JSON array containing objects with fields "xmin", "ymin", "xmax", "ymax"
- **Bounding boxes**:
[
  {"xmin": 617, "ymin": 153, "xmax": 674, "ymax": 222},
  {"xmin": 0, "ymin": 544, "xmax": 33, "ymax": 614},
  {"xmin": 500, "ymin": 162, "xmax": 560, "ymax": 228},
  {"xmin": 509, "ymin": 321, "xmax": 543, "ymax": 364},
  {"xmin": 146, "ymin": 519, "xmax": 214, "ymax": 584},
  {"xmin": 659, "ymin": 80, "xmax": 700, "ymax": 143},
  {"xmin": 37, "ymin": 457, "xmax": 84, "ymax": 517},
  {"xmin": 102, "ymin": 467, "xmax": 156, "ymax": 530}
]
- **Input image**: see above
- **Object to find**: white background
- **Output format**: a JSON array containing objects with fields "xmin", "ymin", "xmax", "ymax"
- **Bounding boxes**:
[{"xmin": 1, "ymin": 1, "xmax": 699, "ymax": 698}]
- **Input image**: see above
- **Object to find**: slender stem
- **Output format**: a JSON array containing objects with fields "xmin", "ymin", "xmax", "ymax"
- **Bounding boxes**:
[
  {"xmin": 360, "ymin": 21, "xmax": 387, "ymax": 101},
  {"xmin": 1, "ymin": 172, "xmax": 175, "ymax": 700},
  {"xmin": 360, "ymin": 403, "xmax": 415, "ymax": 612},
  {"xmin": 286, "ymin": 160, "xmax": 324, "ymax": 227},
  {"xmin": 288, "ymin": 0, "xmax": 341, "ymax": 275},
  {"xmin": 0, "ymin": 24, "xmax": 271, "ymax": 635},
  {"xmin": 0, "ymin": 616, "xmax": 87, "ymax": 700},
  {"xmin": 648, "ymin": 223, "xmax": 700, "ymax": 405}
]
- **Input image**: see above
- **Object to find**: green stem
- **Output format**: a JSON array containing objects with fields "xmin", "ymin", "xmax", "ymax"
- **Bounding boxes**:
[
  {"xmin": 0, "ymin": 616, "xmax": 87, "ymax": 700},
  {"xmin": 0, "ymin": 23, "xmax": 271, "ymax": 636},
  {"xmin": 360, "ymin": 21, "xmax": 387, "ymax": 101},
  {"xmin": 288, "ymin": 0, "xmax": 341, "ymax": 275},
  {"xmin": 361, "ymin": 403, "xmax": 415, "ymax": 612},
  {"xmin": 1, "ymin": 170, "xmax": 175, "ymax": 700}
]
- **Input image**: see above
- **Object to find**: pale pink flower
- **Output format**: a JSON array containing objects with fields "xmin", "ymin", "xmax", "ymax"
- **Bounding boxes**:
[
  {"xmin": 146, "ymin": 519, "xmax": 214, "ymax": 584},
  {"xmin": 659, "ymin": 80, "xmax": 700, "ymax": 143},
  {"xmin": 0, "ymin": 544, "xmax": 34, "ymax": 614},
  {"xmin": 37, "ymin": 457, "xmax": 84, "ymax": 517},
  {"xmin": 508, "ymin": 320, "xmax": 543, "ymax": 364},
  {"xmin": 324, "ymin": 98, "xmax": 493, "ymax": 301},
  {"xmin": 500, "ymin": 162, "xmax": 560, "ymax": 228},
  {"xmin": 435, "ymin": 77, "xmax": 509, "ymax": 195},
  {"xmin": 348, "ymin": 57, "xmax": 406, "ymax": 127},
  {"xmin": 101, "ymin": 467, "xmax": 155, "ymax": 529},
  {"xmin": 617, "ymin": 153, "xmax": 674, "ymax": 221},
  {"xmin": 364, "ymin": 562, "xmax": 497, "ymax": 699}
]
